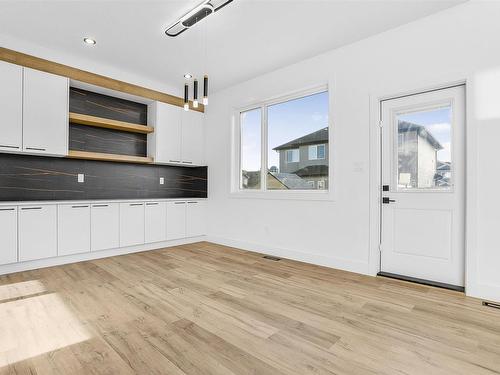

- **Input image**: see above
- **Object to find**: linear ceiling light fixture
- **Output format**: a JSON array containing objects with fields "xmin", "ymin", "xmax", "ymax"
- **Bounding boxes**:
[
  {"xmin": 164, "ymin": 0, "xmax": 233, "ymax": 37},
  {"xmin": 168, "ymin": 1, "xmax": 232, "ymax": 111}
]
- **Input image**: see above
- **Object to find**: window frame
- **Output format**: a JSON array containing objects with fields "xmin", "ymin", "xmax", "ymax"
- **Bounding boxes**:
[
  {"xmin": 231, "ymin": 84, "xmax": 334, "ymax": 201},
  {"xmin": 285, "ymin": 149, "xmax": 300, "ymax": 163},
  {"xmin": 308, "ymin": 144, "xmax": 326, "ymax": 160}
]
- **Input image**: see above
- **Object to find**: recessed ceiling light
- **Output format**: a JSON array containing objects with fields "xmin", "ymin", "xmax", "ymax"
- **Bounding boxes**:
[
  {"xmin": 184, "ymin": 73, "xmax": 193, "ymax": 79},
  {"xmin": 83, "ymin": 37, "xmax": 96, "ymax": 45}
]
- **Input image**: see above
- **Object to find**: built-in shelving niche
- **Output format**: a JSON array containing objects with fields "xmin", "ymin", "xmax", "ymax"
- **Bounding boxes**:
[{"xmin": 68, "ymin": 87, "xmax": 151, "ymax": 163}]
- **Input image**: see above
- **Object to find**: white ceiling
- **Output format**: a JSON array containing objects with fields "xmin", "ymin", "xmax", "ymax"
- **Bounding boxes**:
[{"xmin": 0, "ymin": 0, "xmax": 465, "ymax": 94}]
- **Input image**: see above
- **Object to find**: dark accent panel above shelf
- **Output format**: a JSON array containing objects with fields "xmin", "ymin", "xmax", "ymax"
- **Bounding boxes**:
[
  {"xmin": 69, "ymin": 124, "xmax": 147, "ymax": 157},
  {"xmin": 0, "ymin": 154, "xmax": 207, "ymax": 201},
  {"xmin": 69, "ymin": 87, "xmax": 148, "ymax": 125}
]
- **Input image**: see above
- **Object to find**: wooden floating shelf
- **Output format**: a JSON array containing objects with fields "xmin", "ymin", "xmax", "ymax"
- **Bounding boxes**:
[
  {"xmin": 69, "ymin": 112, "xmax": 154, "ymax": 134},
  {"xmin": 67, "ymin": 150, "xmax": 153, "ymax": 164}
]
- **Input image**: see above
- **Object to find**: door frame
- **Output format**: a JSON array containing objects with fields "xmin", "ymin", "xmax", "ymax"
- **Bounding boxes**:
[{"xmin": 368, "ymin": 76, "xmax": 477, "ymax": 296}]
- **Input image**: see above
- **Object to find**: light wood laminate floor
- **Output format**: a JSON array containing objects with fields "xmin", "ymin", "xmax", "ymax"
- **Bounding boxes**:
[{"xmin": 0, "ymin": 242, "xmax": 499, "ymax": 375}]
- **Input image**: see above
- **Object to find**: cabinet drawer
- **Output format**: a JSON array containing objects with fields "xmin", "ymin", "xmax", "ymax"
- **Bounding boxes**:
[
  {"xmin": 119, "ymin": 202, "xmax": 145, "ymax": 247},
  {"xmin": 58, "ymin": 204, "xmax": 91, "ymax": 256},
  {"xmin": 19, "ymin": 205, "xmax": 57, "ymax": 262},
  {"xmin": 166, "ymin": 201, "xmax": 186, "ymax": 240},
  {"xmin": 91, "ymin": 203, "xmax": 120, "ymax": 251},
  {"xmin": 0, "ymin": 207, "xmax": 18, "ymax": 265},
  {"xmin": 145, "ymin": 202, "xmax": 167, "ymax": 243}
]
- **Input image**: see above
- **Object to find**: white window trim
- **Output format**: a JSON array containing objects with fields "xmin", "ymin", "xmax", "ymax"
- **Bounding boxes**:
[
  {"xmin": 230, "ymin": 84, "xmax": 335, "ymax": 201},
  {"xmin": 309, "ymin": 144, "xmax": 326, "ymax": 160}
]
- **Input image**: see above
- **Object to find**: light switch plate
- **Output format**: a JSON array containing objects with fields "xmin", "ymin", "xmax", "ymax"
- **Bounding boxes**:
[
  {"xmin": 160, "ymin": 177, "xmax": 165, "ymax": 185},
  {"xmin": 77, "ymin": 174, "xmax": 84, "ymax": 183}
]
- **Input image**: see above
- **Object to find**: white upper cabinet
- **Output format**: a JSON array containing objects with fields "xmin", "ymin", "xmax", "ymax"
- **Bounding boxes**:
[
  {"xmin": 0, "ymin": 207, "xmax": 18, "ymax": 265},
  {"xmin": 23, "ymin": 68, "xmax": 68, "ymax": 156},
  {"xmin": 148, "ymin": 102, "xmax": 182, "ymax": 164},
  {"xmin": 0, "ymin": 61, "xmax": 23, "ymax": 152},
  {"xmin": 91, "ymin": 203, "xmax": 120, "ymax": 251},
  {"xmin": 18, "ymin": 205, "xmax": 58, "ymax": 262},
  {"xmin": 148, "ymin": 101, "xmax": 204, "ymax": 166},
  {"xmin": 58, "ymin": 204, "xmax": 91, "ymax": 256},
  {"xmin": 119, "ymin": 202, "xmax": 145, "ymax": 247},
  {"xmin": 145, "ymin": 201, "xmax": 167, "ymax": 243},
  {"xmin": 181, "ymin": 110, "xmax": 204, "ymax": 166}
]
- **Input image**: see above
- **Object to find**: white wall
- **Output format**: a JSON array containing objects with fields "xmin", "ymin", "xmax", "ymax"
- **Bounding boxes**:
[
  {"xmin": 0, "ymin": 33, "xmax": 179, "ymax": 96},
  {"xmin": 205, "ymin": 1, "xmax": 500, "ymax": 302}
]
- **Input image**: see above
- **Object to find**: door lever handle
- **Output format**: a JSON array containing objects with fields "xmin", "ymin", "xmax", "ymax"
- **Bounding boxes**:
[{"xmin": 382, "ymin": 197, "xmax": 396, "ymax": 204}]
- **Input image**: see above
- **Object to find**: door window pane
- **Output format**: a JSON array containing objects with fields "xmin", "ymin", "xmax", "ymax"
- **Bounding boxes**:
[
  {"xmin": 397, "ymin": 106, "xmax": 452, "ymax": 189},
  {"xmin": 267, "ymin": 91, "xmax": 329, "ymax": 190},
  {"xmin": 240, "ymin": 108, "xmax": 261, "ymax": 189}
]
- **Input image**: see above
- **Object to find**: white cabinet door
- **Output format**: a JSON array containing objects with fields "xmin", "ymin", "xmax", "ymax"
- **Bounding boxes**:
[
  {"xmin": 166, "ymin": 201, "xmax": 186, "ymax": 240},
  {"xmin": 148, "ymin": 102, "xmax": 182, "ymax": 164},
  {"xmin": 145, "ymin": 201, "xmax": 167, "ymax": 243},
  {"xmin": 181, "ymin": 110, "xmax": 204, "ymax": 165},
  {"xmin": 0, "ymin": 207, "xmax": 18, "ymax": 265},
  {"xmin": 19, "ymin": 205, "xmax": 57, "ymax": 262},
  {"xmin": 23, "ymin": 68, "xmax": 68, "ymax": 156},
  {"xmin": 91, "ymin": 203, "xmax": 120, "ymax": 251},
  {"xmin": 186, "ymin": 201, "xmax": 206, "ymax": 237},
  {"xmin": 119, "ymin": 202, "xmax": 145, "ymax": 247},
  {"xmin": 58, "ymin": 204, "xmax": 91, "ymax": 256},
  {"xmin": 0, "ymin": 61, "xmax": 23, "ymax": 152}
]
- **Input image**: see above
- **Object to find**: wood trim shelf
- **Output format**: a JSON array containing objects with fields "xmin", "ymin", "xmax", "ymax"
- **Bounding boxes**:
[
  {"xmin": 0, "ymin": 47, "xmax": 204, "ymax": 112},
  {"xmin": 69, "ymin": 112, "xmax": 154, "ymax": 134},
  {"xmin": 67, "ymin": 150, "xmax": 153, "ymax": 164}
]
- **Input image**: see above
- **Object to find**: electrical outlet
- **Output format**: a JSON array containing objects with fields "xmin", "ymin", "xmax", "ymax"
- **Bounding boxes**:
[
  {"xmin": 160, "ymin": 177, "xmax": 165, "ymax": 185},
  {"xmin": 77, "ymin": 174, "xmax": 85, "ymax": 183}
]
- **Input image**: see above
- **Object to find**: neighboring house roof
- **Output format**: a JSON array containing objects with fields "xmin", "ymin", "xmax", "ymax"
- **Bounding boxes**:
[
  {"xmin": 273, "ymin": 127, "xmax": 328, "ymax": 151},
  {"xmin": 269, "ymin": 172, "xmax": 314, "ymax": 189},
  {"xmin": 437, "ymin": 161, "xmax": 451, "ymax": 171},
  {"xmin": 398, "ymin": 121, "xmax": 443, "ymax": 150},
  {"xmin": 295, "ymin": 165, "xmax": 328, "ymax": 178}
]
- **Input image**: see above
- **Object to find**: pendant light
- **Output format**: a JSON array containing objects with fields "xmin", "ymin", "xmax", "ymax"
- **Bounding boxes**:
[
  {"xmin": 184, "ymin": 83, "xmax": 189, "ymax": 111},
  {"xmin": 193, "ymin": 79, "xmax": 199, "ymax": 108},
  {"xmin": 203, "ymin": 75, "xmax": 208, "ymax": 105}
]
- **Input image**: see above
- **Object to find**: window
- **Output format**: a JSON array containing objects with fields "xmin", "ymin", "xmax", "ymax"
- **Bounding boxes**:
[
  {"xmin": 308, "ymin": 144, "xmax": 325, "ymax": 160},
  {"xmin": 286, "ymin": 149, "xmax": 299, "ymax": 163},
  {"xmin": 236, "ymin": 88, "xmax": 329, "ymax": 193},
  {"xmin": 240, "ymin": 108, "xmax": 262, "ymax": 190}
]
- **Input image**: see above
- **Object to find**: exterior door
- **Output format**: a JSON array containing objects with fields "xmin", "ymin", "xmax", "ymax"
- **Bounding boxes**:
[{"xmin": 380, "ymin": 85, "xmax": 465, "ymax": 288}]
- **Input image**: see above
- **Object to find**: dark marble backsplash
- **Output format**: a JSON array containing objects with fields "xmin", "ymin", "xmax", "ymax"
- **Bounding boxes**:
[
  {"xmin": 69, "ymin": 124, "xmax": 147, "ymax": 157},
  {"xmin": 0, "ymin": 153, "xmax": 207, "ymax": 201},
  {"xmin": 70, "ymin": 87, "xmax": 148, "ymax": 124}
]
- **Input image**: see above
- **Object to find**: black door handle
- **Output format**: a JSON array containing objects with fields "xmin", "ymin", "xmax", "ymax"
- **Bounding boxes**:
[{"xmin": 382, "ymin": 197, "xmax": 396, "ymax": 204}]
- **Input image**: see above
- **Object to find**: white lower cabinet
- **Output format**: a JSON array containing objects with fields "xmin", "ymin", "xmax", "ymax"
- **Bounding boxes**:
[
  {"xmin": 1, "ymin": 199, "xmax": 207, "ymax": 269},
  {"xmin": 145, "ymin": 202, "xmax": 167, "ymax": 243},
  {"xmin": 186, "ymin": 201, "xmax": 207, "ymax": 237},
  {"xmin": 120, "ymin": 202, "xmax": 145, "ymax": 247},
  {"xmin": 19, "ymin": 205, "xmax": 57, "ymax": 262},
  {"xmin": 58, "ymin": 204, "xmax": 91, "ymax": 256},
  {"xmin": 166, "ymin": 201, "xmax": 187, "ymax": 240},
  {"xmin": 0, "ymin": 207, "xmax": 18, "ymax": 265},
  {"xmin": 91, "ymin": 203, "xmax": 120, "ymax": 251}
]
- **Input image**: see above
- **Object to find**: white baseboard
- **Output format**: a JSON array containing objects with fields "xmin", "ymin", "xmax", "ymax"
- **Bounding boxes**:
[
  {"xmin": 206, "ymin": 235, "xmax": 371, "ymax": 276},
  {"xmin": 0, "ymin": 236, "xmax": 206, "ymax": 276},
  {"xmin": 467, "ymin": 282, "xmax": 500, "ymax": 303}
]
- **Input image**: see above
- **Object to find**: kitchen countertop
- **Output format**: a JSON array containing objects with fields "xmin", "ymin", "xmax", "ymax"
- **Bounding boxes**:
[{"xmin": 0, "ymin": 197, "xmax": 207, "ymax": 206}]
